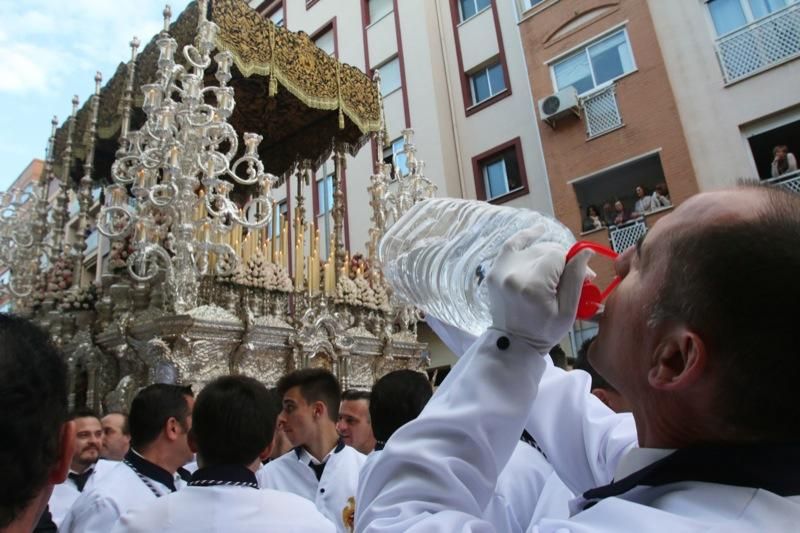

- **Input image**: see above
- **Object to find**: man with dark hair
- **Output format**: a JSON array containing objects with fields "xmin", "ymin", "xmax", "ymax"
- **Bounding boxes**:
[
  {"xmin": 574, "ymin": 337, "xmax": 631, "ymax": 413},
  {"xmin": 112, "ymin": 375, "xmax": 334, "ymax": 532},
  {"xmin": 0, "ymin": 314, "xmax": 74, "ymax": 533},
  {"xmin": 258, "ymin": 368, "xmax": 366, "ymax": 532},
  {"xmin": 101, "ymin": 412, "xmax": 131, "ymax": 461},
  {"xmin": 368, "ymin": 370, "xmax": 432, "ymax": 448},
  {"xmin": 358, "ymin": 186, "xmax": 800, "ymax": 531},
  {"xmin": 62, "ymin": 384, "xmax": 194, "ymax": 533},
  {"xmin": 336, "ymin": 390, "xmax": 376, "ymax": 454},
  {"xmin": 48, "ymin": 408, "xmax": 115, "ymax": 527}
]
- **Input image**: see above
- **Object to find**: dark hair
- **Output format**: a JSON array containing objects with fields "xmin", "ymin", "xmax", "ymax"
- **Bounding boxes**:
[
  {"xmin": 104, "ymin": 411, "xmax": 130, "ymax": 436},
  {"xmin": 69, "ymin": 407, "xmax": 100, "ymax": 421},
  {"xmin": 0, "ymin": 314, "xmax": 68, "ymax": 528},
  {"xmin": 277, "ymin": 368, "xmax": 341, "ymax": 422},
  {"xmin": 549, "ymin": 345, "xmax": 567, "ymax": 370},
  {"xmin": 191, "ymin": 375, "xmax": 278, "ymax": 466},
  {"xmin": 128, "ymin": 384, "xmax": 193, "ymax": 450},
  {"xmin": 573, "ymin": 337, "xmax": 615, "ymax": 391},
  {"xmin": 341, "ymin": 389, "xmax": 370, "ymax": 402},
  {"xmin": 650, "ymin": 185, "xmax": 800, "ymax": 441},
  {"xmin": 369, "ymin": 370, "xmax": 432, "ymax": 443},
  {"xmin": 586, "ymin": 205, "xmax": 600, "ymax": 218}
]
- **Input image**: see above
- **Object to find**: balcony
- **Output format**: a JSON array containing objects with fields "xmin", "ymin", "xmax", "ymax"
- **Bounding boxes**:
[
  {"xmin": 716, "ymin": 3, "xmax": 800, "ymax": 84},
  {"xmin": 581, "ymin": 84, "xmax": 623, "ymax": 139},
  {"xmin": 766, "ymin": 169, "xmax": 800, "ymax": 194},
  {"xmin": 608, "ymin": 217, "xmax": 647, "ymax": 253}
]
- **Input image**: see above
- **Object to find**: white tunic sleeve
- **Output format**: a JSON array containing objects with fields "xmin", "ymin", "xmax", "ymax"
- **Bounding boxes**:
[
  {"xmin": 61, "ymin": 492, "xmax": 123, "ymax": 533},
  {"xmin": 356, "ymin": 330, "xmax": 547, "ymax": 532}
]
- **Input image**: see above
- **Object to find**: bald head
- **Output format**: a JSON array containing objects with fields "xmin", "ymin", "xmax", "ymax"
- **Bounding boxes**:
[{"xmin": 650, "ymin": 185, "xmax": 800, "ymax": 441}]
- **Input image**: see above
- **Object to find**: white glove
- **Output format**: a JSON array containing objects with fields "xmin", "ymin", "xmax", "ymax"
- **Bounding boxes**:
[{"xmin": 487, "ymin": 226, "xmax": 593, "ymax": 354}]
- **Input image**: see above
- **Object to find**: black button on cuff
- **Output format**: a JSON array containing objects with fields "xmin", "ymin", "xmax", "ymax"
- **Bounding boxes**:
[
  {"xmin": 320, "ymin": 488, "xmax": 325, "ymax": 493},
  {"xmin": 496, "ymin": 336, "xmax": 510, "ymax": 350}
]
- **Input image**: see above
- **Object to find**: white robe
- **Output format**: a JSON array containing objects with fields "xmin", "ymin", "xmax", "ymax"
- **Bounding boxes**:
[
  {"xmin": 48, "ymin": 458, "xmax": 116, "ymax": 527},
  {"xmin": 110, "ymin": 485, "xmax": 336, "ymax": 533},
  {"xmin": 61, "ymin": 455, "xmax": 187, "ymax": 533},
  {"xmin": 355, "ymin": 330, "xmax": 800, "ymax": 532},
  {"xmin": 257, "ymin": 444, "xmax": 365, "ymax": 532}
]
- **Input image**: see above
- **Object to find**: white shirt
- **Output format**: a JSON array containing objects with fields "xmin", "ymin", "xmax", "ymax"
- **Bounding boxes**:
[
  {"xmin": 111, "ymin": 465, "xmax": 335, "ymax": 533},
  {"xmin": 258, "ymin": 443, "xmax": 365, "ymax": 532},
  {"xmin": 48, "ymin": 459, "xmax": 116, "ymax": 527},
  {"xmin": 355, "ymin": 330, "xmax": 800, "ymax": 532},
  {"xmin": 61, "ymin": 451, "xmax": 188, "ymax": 533}
]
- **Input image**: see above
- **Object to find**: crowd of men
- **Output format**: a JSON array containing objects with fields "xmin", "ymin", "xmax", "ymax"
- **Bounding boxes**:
[{"xmin": 2, "ymin": 185, "xmax": 799, "ymax": 532}]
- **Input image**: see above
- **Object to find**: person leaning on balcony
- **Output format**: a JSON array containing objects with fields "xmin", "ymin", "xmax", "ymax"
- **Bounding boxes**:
[
  {"xmin": 601, "ymin": 202, "xmax": 616, "ymax": 227},
  {"xmin": 582, "ymin": 205, "xmax": 604, "ymax": 232},
  {"xmin": 632, "ymin": 185, "xmax": 654, "ymax": 217},
  {"xmin": 651, "ymin": 183, "xmax": 671, "ymax": 209},
  {"xmin": 771, "ymin": 145, "xmax": 798, "ymax": 178},
  {"xmin": 612, "ymin": 200, "xmax": 629, "ymax": 225}
]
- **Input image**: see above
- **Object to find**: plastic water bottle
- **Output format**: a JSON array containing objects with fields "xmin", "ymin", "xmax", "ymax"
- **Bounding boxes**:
[{"xmin": 380, "ymin": 198, "xmax": 575, "ymax": 337}]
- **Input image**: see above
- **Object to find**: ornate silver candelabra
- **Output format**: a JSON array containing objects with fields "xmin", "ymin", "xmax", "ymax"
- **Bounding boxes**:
[{"xmin": 98, "ymin": 6, "xmax": 276, "ymax": 312}]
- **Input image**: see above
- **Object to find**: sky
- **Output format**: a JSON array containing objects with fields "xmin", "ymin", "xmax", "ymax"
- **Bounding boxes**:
[{"xmin": 0, "ymin": 0, "xmax": 192, "ymax": 189}]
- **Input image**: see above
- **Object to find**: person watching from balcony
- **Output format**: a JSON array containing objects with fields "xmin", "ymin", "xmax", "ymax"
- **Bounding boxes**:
[
  {"xmin": 601, "ymin": 202, "xmax": 616, "ymax": 227},
  {"xmin": 632, "ymin": 185, "xmax": 654, "ymax": 217},
  {"xmin": 613, "ymin": 200, "xmax": 629, "ymax": 225},
  {"xmin": 651, "ymin": 183, "xmax": 672, "ymax": 209},
  {"xmin": 582, "ymin": 205, "xmax": 603, "ymax": 232},
  {"xmin": 771, "ymin": 145, "xmax": 797, "ymax": 177}
]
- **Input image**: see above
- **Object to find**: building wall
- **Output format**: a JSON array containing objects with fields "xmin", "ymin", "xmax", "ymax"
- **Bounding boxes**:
[
  {"xmin": 646, "ymin": 0, "xmax": 800, "ymax": 190},
  {"xmin": 518, "ymin": 0, "xmax": 699, "ymax": 248}
]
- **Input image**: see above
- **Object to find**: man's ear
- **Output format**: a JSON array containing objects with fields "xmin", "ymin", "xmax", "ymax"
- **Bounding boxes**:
[
  {"xmin": 312, "ymin": 400, "xmax": 326, "ymax": 420},
  {"xmin": 49, "ymin": 420, "xmax": 76, "ymax": 484},
  {"xmin": 165, "ymin": 416, "xmax": 181, "ymax": 442},
  {"xmin": 591, "ymin": 388, "xmax": 612, "ymax": 408},
  {"xmin": 648, "ymin": 326, "xmax": 707, "ymax": 391}
]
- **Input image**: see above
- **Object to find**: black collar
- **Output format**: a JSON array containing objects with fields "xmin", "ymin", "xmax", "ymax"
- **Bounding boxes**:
[
  {"xmin": 188, "ymin": 464, "xmax": 258, "ymax": 489},
  {"xmin": 293, "ymin": 439, "xmax": 346, "ymax": 460},
  {"xmin": 125, "ymin": 450, "xmax": 179, "ymax": 492},
  {"xmin": 374, "ymin": 442, "xmax": 385, "ymax": 451},
  {"xmin": 582, "ymin": 444, "xmax": 800, "ymax": 509}
]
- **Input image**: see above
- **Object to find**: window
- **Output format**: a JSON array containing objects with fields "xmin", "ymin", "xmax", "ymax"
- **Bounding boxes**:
[
  {"xmin": 552, "ymin": 29, "xmax": 635, "ymax": 95},
  {"xmin": 268, "ymin": 201, "xmax": 288, "ymax": 238},
  {"xmin": 480, "ymin": 148, "xmax": 522, "ymax": 200},
  {"xmin": 368, "ymin": 0, "xmax": 393, "ymax": 24},
  {"xmin": 469, "ymin": 62, "xmax": 506, "ymax": 105},
  {"xmin": 459, "ymin": 0, "xmax": 491, "ymax": 22},
  {"xmin": 376, "ymin": 56, "xmax": 401, "ymax": 96},
  {"xmin": 269, "ymin": 6, "xmax": 285, "ymax": 27},
  {"xmin": 707, "ymin": 0, "xmax": 792, "ymax": 36},
  {"xmin": 382, "ymin": 137, "xmax": 409, "ymax": 177},
  {"xmin": 316, "ymin": 173, "xmax": 335, "ymax": 257},
  {"xmin": 314, "ymin": 28, "xmax": 335, "ymax": 56},
  {"xmin": 523, "ymin": 0, "xmax": 545, "ymax": 9}
]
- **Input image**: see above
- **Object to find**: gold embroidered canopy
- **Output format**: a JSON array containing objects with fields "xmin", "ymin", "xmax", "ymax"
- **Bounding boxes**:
[{"xmin": 52, "ymin": 0, "xmax": 382, "ymax": 183}]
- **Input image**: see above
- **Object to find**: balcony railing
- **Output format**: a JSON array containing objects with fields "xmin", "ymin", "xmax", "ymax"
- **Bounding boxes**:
[
  {"xmin": 581, "ymin": 84, "xmax": 623, "ymax": 139},
  {"xmin": 716, "ymin": 3, "xmax": 800, "ymax": 84},
  {"xmin": 609, "ymin": 217, "xmax": 647, "ymax": 253},
  {"xmin": 766, "ymin": 169, "xmax": 800, "ymax": 194}
]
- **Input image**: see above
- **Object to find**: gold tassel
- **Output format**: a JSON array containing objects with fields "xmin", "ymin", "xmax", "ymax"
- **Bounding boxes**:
[{"xmin": 339, "ymin": 108, "xmax": 345, "ymax": 130}]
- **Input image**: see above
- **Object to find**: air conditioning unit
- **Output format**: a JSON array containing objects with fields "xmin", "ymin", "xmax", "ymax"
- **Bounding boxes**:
[{"xmin": 538, "ymin": 87, "xmax": 579, "ymax": 127}]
